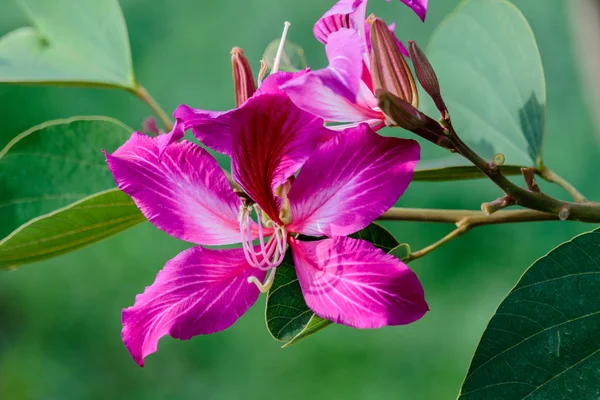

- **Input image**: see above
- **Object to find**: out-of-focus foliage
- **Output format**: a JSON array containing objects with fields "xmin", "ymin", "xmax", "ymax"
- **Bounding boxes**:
[
  {"xmin": 0, "ymin": 0, "xmax": 135, "ymax": 88},
  {"xmin": 0, "ymin": 0, "xmax": 597, "ymax": 399}
]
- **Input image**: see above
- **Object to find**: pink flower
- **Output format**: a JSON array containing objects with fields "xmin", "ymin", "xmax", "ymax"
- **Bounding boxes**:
[
  {"xmin": 105, "ymin": 93, "xmax": 427, "ymax": 366},
  {"xmin": 393, "ymin": 0, "xmax": 428, "ymax": 22},
  {"xmin": 281, "ymin": 0, "xmax": 424, "ymax": 129}
]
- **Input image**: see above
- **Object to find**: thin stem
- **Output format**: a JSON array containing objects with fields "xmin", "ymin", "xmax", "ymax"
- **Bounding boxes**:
[
  {"xmin": 130, "ymin": 84, "xmax": 173, "ymax": 132},
  {"xmin": 538, "ymin": 166, "xmax": 586, "ymax": 202},
  {"xmin": 408, "ymin": 225, "xmax": 469, "ymax": 262},
  {"xmin": 445, "ymin": 125, "xmax": 600, "ymax": 222},
  {"xmin": 378, "ymin": 207, "xmax": 560, "ymax": 225},
  {"xmin": 382, "ymin": 207, "xmax": 572, "ymax": 261}
]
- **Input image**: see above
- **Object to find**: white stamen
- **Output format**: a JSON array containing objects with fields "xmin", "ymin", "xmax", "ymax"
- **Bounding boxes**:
[
  {"xmin": 248, "ymin": 267, "xmax": 277, "ymax": 293},
  {"xmin": 271, "ymin": 21, "xmax": 291, "ymax": 74},
  {"xmin": 238, "ymin": 205, "xmax": 287, "ymax": 272}
]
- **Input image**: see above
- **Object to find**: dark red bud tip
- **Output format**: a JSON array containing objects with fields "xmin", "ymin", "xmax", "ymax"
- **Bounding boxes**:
[
  {"xmin": 231, "ymin": 47, "xmax": 257, "ymax": 107},
  {"xmin": 408, "ymin": 40, "xmax": 448, "ymax": 116},
  {"xmin": 369, "ymin": 16, "xmax": 418, "ymax": 107}
]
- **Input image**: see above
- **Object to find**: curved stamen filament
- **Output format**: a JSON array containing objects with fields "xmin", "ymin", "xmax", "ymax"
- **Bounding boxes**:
[
  {"xmin": 238, "ymin": 205, "xmax": 287, "ymax": 272},
  {"xmin": 248, "ymin": 267, "xmax": 277, "ymax": 294}
]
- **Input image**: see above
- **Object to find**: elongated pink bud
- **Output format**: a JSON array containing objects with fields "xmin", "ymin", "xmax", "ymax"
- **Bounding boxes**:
[
  {"xmin": 369, "ymin": 16, "xmax": 418, "ymax": 108},
  {"xmin": 408, "ymin": 40, "xmax": 447, "ymax": 117},
  {"xmin": 231, "ymin": 47, "xmax": 256, "ymax": 107}
]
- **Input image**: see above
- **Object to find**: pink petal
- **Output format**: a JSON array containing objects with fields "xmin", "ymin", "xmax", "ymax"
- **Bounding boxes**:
[
  {"xmin": 155, "ymin": 118, "xmax": 185, "ymax": 157},
  {"xmin": 282, "ymin": 29, "xmax": 382, "ymax": 123},
  {"xmin": 122, "ymin": 246, "xmax": 266, "ymax": 366},
  {"xmin": 256, "ymin": 69, "xmax": 308, "ymax": 95},
  {"xmin": 288, "ymin": 124, "xmax": 420, "ymax": 237},
  {"xmin": 173, "ymin": 104, "xmax": 234, "ymax": 156},
  {"xmin": 290, "ymin": 236, "xmax": 428, "ymax": 328},
  {"xmin": 229, "ymin": 93, "xmax": 324, "ymax": 223},
  {"xmin": 314, "ymin": 0, "xmax": 368, "ymax": 44},
  {"xmin": 389, "ymin": 0, "xmax": 428, "ymax": 22},
  {"xmin": 105, "ymin": 132, "xmax": 244, "ymax": 246}
]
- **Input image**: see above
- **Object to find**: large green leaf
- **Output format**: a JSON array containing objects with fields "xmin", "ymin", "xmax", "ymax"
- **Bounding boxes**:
[
  {"xmin": 0, "ymin": 0, "xmax": 135, "ymax": 88},
  {"xmin": 0, "ymin": 189, "xmax": 143, "ymax": 270},
  {"xmin": 265, "ymin": 223, "xmax": 402, "ymax": 346},
  {"xmin": 458, "ymin": 228, "xmax": 600, "ymax": 399},
  {"xmin": 418, "ymin": 0, "xmax": 546, "ymax": 180},
  {"xmin": 0, "ymin": 117, "xmax": 143, "ymax": 268}
]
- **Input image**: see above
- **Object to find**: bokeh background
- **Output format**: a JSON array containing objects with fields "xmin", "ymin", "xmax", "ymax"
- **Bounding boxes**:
[{"xmin": 0, "ymin": 0, "xmax": 598, "ymax": 399}]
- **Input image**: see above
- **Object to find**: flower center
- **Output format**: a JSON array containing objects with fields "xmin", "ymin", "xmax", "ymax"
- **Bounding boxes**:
[{"xmin": 238, "ymin": 204, "xmax": 288, "ymax": 293}]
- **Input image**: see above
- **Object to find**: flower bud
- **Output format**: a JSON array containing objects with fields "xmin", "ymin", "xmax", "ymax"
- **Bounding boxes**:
[
  {"xmin": 408, "ymin": 40, "xmax": 448, "ymax": 117},
  {"xmin": 231, "ymin": 47, "xmax": 256, "ymax": 107},
  {"xmin": 377, "ymin": 89, "xmax": 452, "ymax": 149},
  {"xmin": 369, "ymin": 16, "xmax": 418, "ymax": 108}
]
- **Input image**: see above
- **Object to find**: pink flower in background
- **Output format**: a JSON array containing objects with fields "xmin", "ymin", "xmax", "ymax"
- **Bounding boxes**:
[
  {"xmin": 105, "ymin": 93, "xmax": 427, "ymax": 366},
  {"xmin": 393, "ymin": 0, "xmax": 428, "ymax": 21},
  {"xmin": 281, "ymin": 0, "xmax": 424, "ymax": 129}
]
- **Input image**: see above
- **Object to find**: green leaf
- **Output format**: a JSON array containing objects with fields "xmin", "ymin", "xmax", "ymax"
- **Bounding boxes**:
[
  {"xmin": 389, "ymin": 244, "xmax": 412, "ymax": 262},
  {"xmin": 349, "ymin": 223, "xmax": 399, "ymax": 253},
  {"xmin": 458, "ymin": 228, "xmax": 600, "ymax": 399},
  {"xmin": 418, "ymin": 0, "xmax": 546, "ymax": 179},
  {"xmin": 265, "ymin": 223, "xmax": 400, "ymax": 346},
  {"xmin": 265, "ymin": 252, "xmax": 333, "ymax": 346},
  {"xmin": 0, "ymin": 189, "xmax": 144, "ymax": 270},
  {"xmin": 0, "ymin": 0, "xmax": 135, "ymax": 88},
  {"xmin": 0, "ymin": 117, "xmax": 143, "ymax": 268},
  {"xmin": 262, "ymin": 38, "xmax": 307, "ymax": 72}
]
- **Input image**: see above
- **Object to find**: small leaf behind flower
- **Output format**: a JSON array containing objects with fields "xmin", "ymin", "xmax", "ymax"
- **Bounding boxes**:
[
  {"xmin": 0, "ymin": 0, "xmax": 135, "ymax": 88},
  {"xmin": 262, "ymin": 39, "xmax": 307, "ymax": 72},
  {"xmin": 265, "ymin": 223, "xmax": 403, "ymax": 346}
]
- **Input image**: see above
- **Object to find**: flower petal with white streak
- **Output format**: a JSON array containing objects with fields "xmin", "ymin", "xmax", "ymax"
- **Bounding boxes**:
[
  {"xmin": 122, "ymin": 246, "xmax": 266, "ymax": 366},
  {"xmin": 291, "ymin": 236, "xmax": 428, "ymax": 329}
]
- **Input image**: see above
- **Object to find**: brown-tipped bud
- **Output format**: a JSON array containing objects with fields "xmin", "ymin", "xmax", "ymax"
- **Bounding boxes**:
[
  {"xmin": 369, "ymin": 16, "xmax": 418, "ymax": 108},
  {"xmin": 408, "ymin": 40, "xmax": 447, "ymax": 117},
  {"xmin": 231, "ymin": 47, "xmax": 256, "ymax": 107},
  {"xmin": 377, "ymin": 89, "xmax": 453, "ymax": 150}
]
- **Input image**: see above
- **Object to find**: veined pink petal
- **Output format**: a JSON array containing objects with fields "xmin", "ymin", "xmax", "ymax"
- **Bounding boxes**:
[
  {"xmin": 282, "ymin": 30, "xmax": 381, "ymax": 123},
  {"xmin": 230, "ymin": 93, "xmax": 323, "ymax": 223},
  {"xmin": 314, "ymin": 0, "xmax": 367, "ymax": 44},
  {"xmin": 105, "ymin": 132, "xmax": 244, "ymax": 246},
  {"xmin": 122, "ymin": 246, "xmax": 266, "ymax": 366},
  {"xmin": 387, "ymin": 0, "xmax": 428, "ymax": 22},
  {"xmin": 173, "ymin": 104, "xmax": 234, "ymax": 156},
  {"xmin": 288, "ymin": 124, "xmax": 420, "ymax": 237},
  {"xmin": 290, "ymin": 236, "xmax": 428, "ymax": 328}
]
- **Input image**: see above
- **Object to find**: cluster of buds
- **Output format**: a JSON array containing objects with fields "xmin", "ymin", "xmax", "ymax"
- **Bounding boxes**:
[{"xmin": 368, "ymin": 16, "xmax": 453, "ymax": 150}]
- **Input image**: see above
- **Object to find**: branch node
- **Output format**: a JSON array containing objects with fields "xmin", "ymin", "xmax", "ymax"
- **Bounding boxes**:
[
  {"xmin": 481, "ymin": 196, "xmax": 515, "ymax": 215},
  {"xmin": 558, "ymin": 207, "xmax": 571, "ymax": 221},
  {"xmin": 521, "ymin": 167, "xmax": 541, "ymax": 193}
]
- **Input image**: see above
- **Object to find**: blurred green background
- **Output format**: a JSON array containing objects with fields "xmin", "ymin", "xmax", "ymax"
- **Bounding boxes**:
[{"xmin": 0, "ymin": 0, "xmax": 598, "ymax": 399}]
